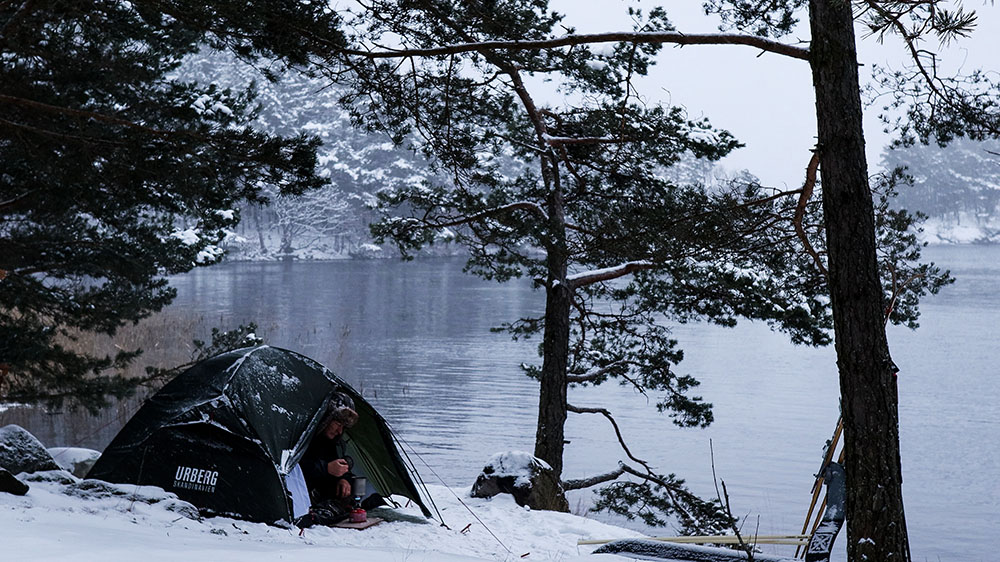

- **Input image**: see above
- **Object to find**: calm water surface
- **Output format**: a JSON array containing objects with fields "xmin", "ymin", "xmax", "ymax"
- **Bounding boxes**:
[{"xmin": 4, "ymin": 246, "xmax": 995, "ymax": 561}]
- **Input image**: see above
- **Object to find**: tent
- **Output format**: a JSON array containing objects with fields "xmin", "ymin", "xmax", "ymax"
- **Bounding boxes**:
[{"xmin": 86, "ymin": 345, "xmax": 432, "ymax": 524}]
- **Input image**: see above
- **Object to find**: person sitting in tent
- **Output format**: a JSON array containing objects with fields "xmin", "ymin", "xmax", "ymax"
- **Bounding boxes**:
[{"xmin": 296, "ymin": 392, "xmax": 360, "ymax": 526}]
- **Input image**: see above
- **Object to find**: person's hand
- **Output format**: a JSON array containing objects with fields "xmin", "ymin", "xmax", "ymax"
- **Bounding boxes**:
[
  {"xmin": 327, "ymin": 458, "xmax": 350, "ymax": 477},
  {"xmin": 336, "ymin": 478, "xmax": 352, "ymax": 498}
]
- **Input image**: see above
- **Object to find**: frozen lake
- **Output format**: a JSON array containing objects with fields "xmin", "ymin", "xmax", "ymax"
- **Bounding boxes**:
[{"xmin": 5, "ymin": 245, "xmax": 995, "ymax": 561}]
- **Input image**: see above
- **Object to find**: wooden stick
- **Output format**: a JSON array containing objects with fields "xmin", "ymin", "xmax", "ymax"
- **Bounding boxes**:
[
  {"xmin": 796, "ymin": 416, "xmax": 843, "ymax": 557},
  {"xmin": 809, "ymin": 495, "xmax": 828, "ymax": 538},
  {"xmin": 577, "ymin": 535, "xmax": 809, "ymax": 546}
]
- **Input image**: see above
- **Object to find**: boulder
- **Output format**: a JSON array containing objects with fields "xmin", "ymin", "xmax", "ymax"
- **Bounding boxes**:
[
  {"xmin": 471, "ymin": 451, "xmax": 569, "ymax": 512},
  {"xmin": 0, "ymin": 424, "xmax": 59, "ymax": 475},
  {"xmin": 0, "ymin": 467, "xmax": 29, "ymax": 496},
  {"xmin": 47, "ymin": 447, "xmax": 101, "ymax": 478}
]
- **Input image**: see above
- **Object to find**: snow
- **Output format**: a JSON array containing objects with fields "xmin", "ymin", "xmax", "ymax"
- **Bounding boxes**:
[
  {"xmin": 0, "ymin": 402, "xmax": 23, "ymax": 413},
  {"xmin": 917, "ymin": 216, "xmax": 1000, "ymax": 244},
  {"xmin": 566, "ymin": 261, "xmax": 653, "ymax": 284},
  {"xmin": 481, "ymin": 451, "xmax": 552, "ymax": 488},
  {"xmin": 172, "ymin": 228, "xmax": 201, "ymax": 245},
  {"xmin": 46, "ymin": 448, "xmax": 100, "ymax": 473},
  {"xmin": 1, "ymin": 472, "xmax": 644, "ymax": 562},
  {"xmin": 196, "ymin": 245, "xmax": 224, "ymax": 264}
]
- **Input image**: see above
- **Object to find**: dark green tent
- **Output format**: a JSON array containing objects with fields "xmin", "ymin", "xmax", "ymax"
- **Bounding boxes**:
[{"xmin": 87, "ymin": 345, "xmax": 432, "ymax": 524}]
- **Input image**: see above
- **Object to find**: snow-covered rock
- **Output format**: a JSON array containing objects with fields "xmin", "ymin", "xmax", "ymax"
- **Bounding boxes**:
[
  {"xmin": 0, "ymin": 424, "xmax": 60, "ymax": 475},
  {"xmin": 471, "ymin": 451, "xmax": 569, "ymax": 512},
  {"xmin": 47, "ymin": 448, "xmax": 101, "ymax": 478}
]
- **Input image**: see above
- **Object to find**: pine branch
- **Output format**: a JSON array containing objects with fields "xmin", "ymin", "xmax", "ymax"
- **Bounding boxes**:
[
  {"xmin": 565, "ymin": 261, "xmax": 657, "ymax": 290},
  {"xmin": 0, "ymin": 94, "xmax": 191, "ymax": 139},
  {"xmin": 542, "ymin": 135, "xmax": 635, "ymax": 146},
  {"xmin": 566, "ymin": 360, "xmax": 626, "ymax": 384}
]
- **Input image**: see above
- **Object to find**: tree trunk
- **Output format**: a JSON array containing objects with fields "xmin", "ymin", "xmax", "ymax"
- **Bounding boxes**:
[
  {"xmin": 533, "ymin": 161, "xmax": 571, "ymax": 512},
  {"xmin": 534, "ymin": 278, "xmax": 570, "ymax": 478},
  {"xmin": 808, "ymin": 1, "xmax": 911, "ymax": 560}
]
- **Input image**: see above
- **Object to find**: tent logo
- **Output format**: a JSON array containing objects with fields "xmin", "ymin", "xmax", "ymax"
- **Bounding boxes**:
[{"xmin": 173, "ymin": 465, "xmax": 219, "ymax": 493}]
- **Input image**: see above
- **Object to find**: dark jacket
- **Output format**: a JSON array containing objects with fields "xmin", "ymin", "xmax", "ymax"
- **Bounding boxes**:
[{"xmin": 300, "ymin": 434, "xmax": 353, "ymax": 502}]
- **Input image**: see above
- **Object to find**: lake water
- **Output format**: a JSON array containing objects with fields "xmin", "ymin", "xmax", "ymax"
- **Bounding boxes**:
[{"xmin": 4, "ymin": 245, "xmax": 995, "ymax": 561}]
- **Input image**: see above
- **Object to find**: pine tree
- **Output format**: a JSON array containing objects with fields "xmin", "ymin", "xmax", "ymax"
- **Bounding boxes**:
[
  {"xmin": 0, "ymin": 1, "xmax": 341, "ymax": 409},
  {"xmin": 327, "ymin": 1, "xmax": 839, "ymax": 530},
  {"xmin": 320, "ymin": 0, "xmax": 950, "ymax": 538}
]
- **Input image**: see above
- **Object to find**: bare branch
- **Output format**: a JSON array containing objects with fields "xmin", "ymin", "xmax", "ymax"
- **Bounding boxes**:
[
  {"xmin": 562, "ymin": 466, "xmax": 626, "ymax": 491},
  {"xmin": 429, "ymin": 201, "xmax": 547, "ymax": 228},
  {"xmin": 335, "ymin": 31, "xmax": 810, "ymax": 61},
  {"xmin": 794, "ymin": 151, "xmax": 827, "ymax": 278},
  {"xmin": 567, "ymin": 403, "xmax": 648, "ymax": 468},
  {"xmin": 711, "ymin": 440, "xmax": 755, "ymax": 559},
  {"xmin": 0, "ymin": 191, "xmax": 32, "ymax": 213}
]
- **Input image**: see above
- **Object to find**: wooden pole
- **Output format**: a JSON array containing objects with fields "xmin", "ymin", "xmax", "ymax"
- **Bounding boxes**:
[{"xmin": 796, "ymin": 416, "xmax": 843, "ymax": 557}]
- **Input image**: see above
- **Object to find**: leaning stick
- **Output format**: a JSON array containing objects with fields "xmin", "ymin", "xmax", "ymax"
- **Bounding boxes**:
[
  {"xmin": 796, "ymin": 416, "xmax": 843, "ymax": 557},
  {"xmin": 808, "ymin": 495, "xmax": 828, "ymax": 539},
  {"xmin": 799, "ymin": 429, "xmax": 848, "ymax": 558}
]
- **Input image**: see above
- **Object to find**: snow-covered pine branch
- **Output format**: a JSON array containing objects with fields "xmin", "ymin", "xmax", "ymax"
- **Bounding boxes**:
[{"xmin": 566, "ymin": 261, "xmax": 656, "ymax": 290}]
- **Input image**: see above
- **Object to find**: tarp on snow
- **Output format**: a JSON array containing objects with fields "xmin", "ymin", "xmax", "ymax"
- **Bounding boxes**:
[{"xmin": 87, "ymin": 345, "xmax": 431, "ymax": 523}]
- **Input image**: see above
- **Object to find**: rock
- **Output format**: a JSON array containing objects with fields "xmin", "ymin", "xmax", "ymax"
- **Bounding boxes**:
[
  {"xmin": 0, "ymin": 424, "xmax": 60, "ymax": 475},
  {"xmin": 0, "ymin": 467, "xmax": 29, "ymax": 495},
  {"xmin": 21, "ymin": 469, "xmax": 78, "ymax": 485},
  {"xmin": 471, "ymin": 451, "xmax": 569, "ymax": 512},
  {"xmin": 47, "ymin": 447, "xmax": 101, "ymax": 478}
]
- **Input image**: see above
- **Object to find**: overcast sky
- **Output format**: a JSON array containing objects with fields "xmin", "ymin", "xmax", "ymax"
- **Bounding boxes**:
[{"xmin": 550, "ymin": 1, "xmax": 1000, "ymax": 189}]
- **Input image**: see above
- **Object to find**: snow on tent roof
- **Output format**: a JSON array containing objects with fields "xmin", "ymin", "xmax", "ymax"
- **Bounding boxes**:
[{"xmin": 87, "ymin": 345, "xmax": 431, "ymax": 524}]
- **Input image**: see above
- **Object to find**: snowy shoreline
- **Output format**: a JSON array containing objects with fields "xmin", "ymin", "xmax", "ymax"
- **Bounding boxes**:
[
  {"xmin": 219, "ymin": 228, "xmax": 998, "ymax": 264},
  {"xmin": 3, "ymin": 473, "xmax": 648, "ymax": 562}
]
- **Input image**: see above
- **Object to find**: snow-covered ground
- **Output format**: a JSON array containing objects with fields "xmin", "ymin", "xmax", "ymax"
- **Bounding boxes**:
[
  {"xmin": 2, "ymin": 472, "xmax": 646, "ymax": 562},
  {"xmin": 919, "ymin": 217, "xmax": 1000, "ymax": 244}
]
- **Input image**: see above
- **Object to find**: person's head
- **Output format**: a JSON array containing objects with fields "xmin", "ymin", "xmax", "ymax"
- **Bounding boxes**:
[{"xmin": 319, "ymin": 391, "xmax": 358, "ymax": 440}]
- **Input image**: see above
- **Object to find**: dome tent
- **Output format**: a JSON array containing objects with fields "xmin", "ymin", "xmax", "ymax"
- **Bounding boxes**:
[{"xmin": 87, "ymin": 346, "xmax": 432, "ymax": 524}]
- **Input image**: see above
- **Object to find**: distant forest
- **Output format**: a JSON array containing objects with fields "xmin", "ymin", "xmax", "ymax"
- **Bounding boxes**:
[
  {"xmin": 882, "ymin": 137, "xmax": 1000, "ymax": 226},
  {"xmin": 179, "ymin": 52, "xmax": 999, "ymax": 260},
  {"xmin": 176, "ymin": 51, "xmax": 435, "ymax": 260}
]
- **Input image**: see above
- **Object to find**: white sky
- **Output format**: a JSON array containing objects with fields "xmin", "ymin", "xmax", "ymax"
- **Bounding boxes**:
[{"xmin": 550, "ymin": 1, "xmax": 1000, "ymax": 189}]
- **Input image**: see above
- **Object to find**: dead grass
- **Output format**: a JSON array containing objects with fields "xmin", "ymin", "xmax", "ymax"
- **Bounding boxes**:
[{"xmin": 61, "ymin": 311, "xmax": 245, "ymax": 381}]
